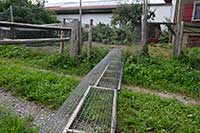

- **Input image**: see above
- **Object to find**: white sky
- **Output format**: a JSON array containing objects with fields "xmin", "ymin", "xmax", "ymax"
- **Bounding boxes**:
[{"xmin": 47, "ymin": 0, "xmax": 163, "ymax": 4}]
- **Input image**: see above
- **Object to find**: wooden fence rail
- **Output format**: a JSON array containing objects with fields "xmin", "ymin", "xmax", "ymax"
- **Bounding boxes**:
[
  {"xmin": 0, "ymin": 21, "xmax": 71, "ymax": 31},
  {"xmin": 0, "ymin": 19, "xmax": 81, "ymax": 57}
]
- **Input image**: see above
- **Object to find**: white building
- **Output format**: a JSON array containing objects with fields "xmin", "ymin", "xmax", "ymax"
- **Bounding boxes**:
[{"xmin": 45, "ymin": 0, "xmax": 177, "ymax": 25}]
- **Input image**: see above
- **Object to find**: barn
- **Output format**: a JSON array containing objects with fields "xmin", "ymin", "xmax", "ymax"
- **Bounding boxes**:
[{"xmin": 45, "ymin": 0, "xmax": 176, "ymax": 26}]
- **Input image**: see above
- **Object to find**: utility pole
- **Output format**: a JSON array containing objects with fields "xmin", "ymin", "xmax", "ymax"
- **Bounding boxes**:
[
  {"xmin": 78, "ymin": 0, "xmax": 82, "ymax": 55},
  {"xmin": 141, "ymin": 0, "xmax": 148, "ymax": 55}
]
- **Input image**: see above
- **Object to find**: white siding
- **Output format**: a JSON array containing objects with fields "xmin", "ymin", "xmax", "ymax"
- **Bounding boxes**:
[
  {"xmin": 57, "ymin": 14, "xmax": 113, "ymax": 25},
  {"xmin": 149, "ymin": 0, "xmax": 176, "ymax": 23}
]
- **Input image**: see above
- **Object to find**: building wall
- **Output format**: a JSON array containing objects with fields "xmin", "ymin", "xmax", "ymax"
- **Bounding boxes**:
[
  {"xmin": 149, "ymin": 5, "xmax": 174, "ymax": 23},
  {"xmin": 57, "ymin": 13, "xmax": 113, "ymax": 25},
  {"xmin": 182, "ymin": 0, "xmax": 198, "ymax": 22}
]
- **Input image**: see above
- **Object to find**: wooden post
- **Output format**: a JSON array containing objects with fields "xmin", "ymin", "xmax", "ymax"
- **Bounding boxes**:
[
  {"xmin": 77, "ymin": 21, "xmax": 81, "ymax": 55},
  {"xmin": 141, "ymin": 0, "xmax": 148, "ymax": 55},
  {"xmin": 174, "ymin": 0, "xmax": 183, "ymax": 57},
  {"xmin": 10, "ymin": 5, "xmax": 15, "ymax": 39},
  {"xmin": 59, "ymin": 19, "xmax": 66, "ymax": 54},
  {"xmin": 79, "ymin": 0, "xmax": 83, "ymax": 48},
  {"xmin": 87, "ymin": 19, "xmax": 93, "ymax": 59},
  {"xmin": 59, "ymin": 30, "xmax": 64, "ymax": 53},
  {"xmin": 10, "ymin": 6, "xmax": 14, "ymax": 22},
  {"xmin": 70, "ymin": 19, "xmax": 76, "ymax": 58},
  {"xmin": 70, "ymin": 19, "xmax": 79, "ymax": 57},
  {"xmin": 177, "ymin": 21, "xmax": 184, "ymax": 56}
]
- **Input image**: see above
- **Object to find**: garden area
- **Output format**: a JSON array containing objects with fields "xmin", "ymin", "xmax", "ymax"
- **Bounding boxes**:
[
  {"xmin": 0, "ymin": 44, "xmax": 199, "ymax": 132},
  {"xmin": 0, "ymin": 0, "xmax": 200, "ymax": 132}
]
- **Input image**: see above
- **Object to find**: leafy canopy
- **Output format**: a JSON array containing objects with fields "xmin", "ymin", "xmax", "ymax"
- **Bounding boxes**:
[
  {"xmin": 112, "ymin": 4, "xmax": 155, "ymax": 30},
  {"xmin": 0, "ymin": 0, "xmax": 58, "ymax": 24}
]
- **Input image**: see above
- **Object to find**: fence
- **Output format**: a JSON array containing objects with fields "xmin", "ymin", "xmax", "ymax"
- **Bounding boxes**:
[{"xmin": 0, "ymin": 19, "xmax": 82, "ymax": 57}]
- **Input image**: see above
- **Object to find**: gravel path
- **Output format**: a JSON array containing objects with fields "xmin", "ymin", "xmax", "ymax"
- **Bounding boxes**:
[
  {"xmin": 0, "ymin": 89, "xmax": 56, "ymax": 127},
  {"xmin": 124, "ymin": 85, "xmax": 200, "ymax": 105}
]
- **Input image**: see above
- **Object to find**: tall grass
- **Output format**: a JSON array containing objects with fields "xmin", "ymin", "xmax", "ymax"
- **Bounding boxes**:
[
  {"xmin": 118, "ymin": 89, "xmax": 200, "ymax": 132},
  {"xmin": 0, "ymin": 45, "xmax": 109, "ymax": 76},
  {"xmin": 124, "ymin": 48, "xmax": 200, "ymax": 99},
  {"xmin": 0, "ymin": 61, "xmax": 79, "ymax": 109},
  {"xmin": 0, "ymin": 106, "xmax": 38, "ymax": 133}
]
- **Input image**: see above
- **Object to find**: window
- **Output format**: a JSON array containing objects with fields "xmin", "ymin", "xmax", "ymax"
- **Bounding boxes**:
[{"xmin": 193, "ymin": 1, "xmax": 200, "ymax": 21}]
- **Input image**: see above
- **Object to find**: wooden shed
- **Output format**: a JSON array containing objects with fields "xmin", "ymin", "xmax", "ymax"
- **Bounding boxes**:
[{"xmin": 173, "ymin": 0, "xmax": 200, "ymax": 56}]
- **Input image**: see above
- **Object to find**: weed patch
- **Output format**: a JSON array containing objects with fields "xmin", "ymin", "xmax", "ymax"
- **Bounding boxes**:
[
  {"xmin": 0, "ymin": 106, "xmax": 38, "ymax": 133},
  {"xmin": 118, "ymin": 89, "xmax": 200, "ymax": 132},
  {"xmin": 0, "ymin": 61, "xmax": 79, "ymax": 109},
  {"xmin": 0, "ymin": 45, "xmax": 109, "ymax": 76},
  {"xmin": 123, "ymin": 48, "xmax": 200, "ymax": 99}
]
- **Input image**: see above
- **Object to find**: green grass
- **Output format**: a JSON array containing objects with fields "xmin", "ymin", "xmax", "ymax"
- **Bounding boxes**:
[
  {"xmin": 123, "ymin": 48, "xmax": 200, "ymax": 99},
  {"xmin": 0, "ymin": 45, "xmax": 109, "ymax": 76},
  {"xmin": 0, "ymin": 61, "xmax": 79, "ymax": 109},
  {"xmin": 118, "ymin": 89, "xmax": 200, "ymax": 133},
  {"xmin": 0, "ymin": 106, "xmax": 38, "ymax": 133}
]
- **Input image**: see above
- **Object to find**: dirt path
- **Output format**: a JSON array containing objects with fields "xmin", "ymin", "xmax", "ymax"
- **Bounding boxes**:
[
  {"xmin": 0, "ymin": 89, "xmax": 56, "ymax": 127},
  {"xmin": 124, "ymin": 85, "xmax": 200, "ymax": 105}
]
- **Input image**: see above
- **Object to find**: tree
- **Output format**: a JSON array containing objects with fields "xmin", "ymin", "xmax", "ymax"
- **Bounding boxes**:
[
  {"xmin": 112, "ymin": 3, "xmax": 155, "ymax": 49},
  {"xmin": 112, "ymin": 3, "xmax": 154, "ymax": 30},
  {"xmin": 0, "ymin": 0, "xmax": 58, "ymax": 24}
]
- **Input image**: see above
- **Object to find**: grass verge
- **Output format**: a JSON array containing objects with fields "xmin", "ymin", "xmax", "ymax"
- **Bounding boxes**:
[
  {"xmin": 118, "ymin": 89, "xmax": 200, "ymax": 133},
  {"xmin": 0, "ymin": 45, "xmax": 109, "ymax": 76},
  {"xmin": 0, "ymin": 61, "xmax": 79, "ymax": 109},
  {"xmin": 124, "ymin": 47, "xmax": 200, "ymax": 99},
  {"xmin": 0, "ymin": 106, "xmax": 38, "ymax": 133}
]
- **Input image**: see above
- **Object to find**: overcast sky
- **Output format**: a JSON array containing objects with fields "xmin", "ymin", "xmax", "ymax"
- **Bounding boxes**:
[{"xmin": 47, "ymin": 0, "xmax": 163, "ymax": 4}]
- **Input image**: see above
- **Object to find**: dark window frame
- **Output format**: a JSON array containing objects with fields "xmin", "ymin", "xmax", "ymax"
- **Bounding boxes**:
[{"xmin": 192, "ymin": 1, "xmax": 200, "ymax": 21}]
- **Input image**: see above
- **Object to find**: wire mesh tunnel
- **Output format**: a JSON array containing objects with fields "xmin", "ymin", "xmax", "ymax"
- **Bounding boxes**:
[{"xmin": 41, "ymin": 48, "xmax": 124, "ymax": 133}]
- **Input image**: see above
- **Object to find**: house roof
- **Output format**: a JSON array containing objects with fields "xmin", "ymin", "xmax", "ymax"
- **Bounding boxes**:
[{"xmin": 45, "ymin": 0, "xmax": 172, "ymax": 14}]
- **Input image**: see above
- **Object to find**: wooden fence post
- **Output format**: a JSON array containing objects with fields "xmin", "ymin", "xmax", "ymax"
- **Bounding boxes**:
[
  {"xmin": 10, "ymin": 5, "xmax": 15, "ymax": 39},
  {"xmin": 176, "ymin": 21, "xmax": 184, "ymax": 57},
  {"xmin": 70, "ymin": 19, "xmax": 80, "ymax": 57},
  {"xmin": 70, "ymin": 19, "xmax": 76, "ymax": 58},
  {"xmin": 59, "ymin": 19, "xmax": 66, "ymax": 54},
  {"xmin": 87, "ymin": 19, "xmax": 93, "ymax": 59},
  {"xmin": 77, "ymin": 21, "xmax": 81, "ymax": 55}
]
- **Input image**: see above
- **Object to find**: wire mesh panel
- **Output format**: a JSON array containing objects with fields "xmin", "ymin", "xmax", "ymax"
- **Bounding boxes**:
[
  {"xmin": 69, "ymin": 87, "xmax": 114, "ymax": 133},
  {"xmin": 41, "ymin": 49, "xmax": 124, "ymax": 133}
]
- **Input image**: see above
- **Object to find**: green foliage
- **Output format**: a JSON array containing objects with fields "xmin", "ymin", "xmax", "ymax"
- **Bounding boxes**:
[
  {"xmin": 118, "ymin": 89, "xmax": 200, "ymax": 132},
  {"xmin": 93, "ymin": 23, "xmax": 114, "ymax": 44},
  {"xmin": 112, "ymin": 4, "xmax": 142, "ymax": 30},
  {"xmin": 123, "ymin": 50, "xmax": 200, "ymax": 99},
  {"xmin": 158, "ymin": 30, "xmax": 170, "ymax": 43},
  {"xmin": 112, "ymin": 4, "xmax": 155, "ymax": 30},
  {"xmin": 89, "ymin": 4, "xmax": 155, "ymax": 45},
  {"xmin": 181, "ymin": 48, "xmax": 200, "ymax": 71},
  {"xmin": 91, "ymin": 23, "xmax": 140, "ymax": 45},
  {"xmin": 0, "ymin": 0, "xmax": 58, "ymax": 24},
  {"xmin": 0, "ymin": 45, "xmax": 109, "ymax": 76},
  {"xmin": 0, "ymin": 61, "xmax": 79, "ymax": 109},
  {"xmin": 0, "ymin": 106, "xmax": 38, "ymax": 133}
]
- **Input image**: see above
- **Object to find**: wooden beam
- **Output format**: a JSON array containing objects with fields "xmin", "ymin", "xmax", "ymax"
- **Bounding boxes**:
[
  {"xmin": 0, "ymin": 38, "xmax": 70, "ymax": 45},
  {"xmin": 0, "ymin": 21, "xmax": 71, "ymax": 31},
  {"xmin": 184, "ymin": 22, "xmax": 200, "ymax": 28},
  {"xmin": 87, "ymin": 19, "xmax": 93, "ymax": 59}
]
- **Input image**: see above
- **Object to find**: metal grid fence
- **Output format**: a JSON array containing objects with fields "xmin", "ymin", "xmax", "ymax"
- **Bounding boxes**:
[{"xmin": 41, "ymin": 48, "xmax": 124, "ymax": 133}]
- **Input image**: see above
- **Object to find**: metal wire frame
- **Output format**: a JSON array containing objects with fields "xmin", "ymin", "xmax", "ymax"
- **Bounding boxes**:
[{"xmin": 41, "ymin": 49, "xmax": 124, "ymax": 133}]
